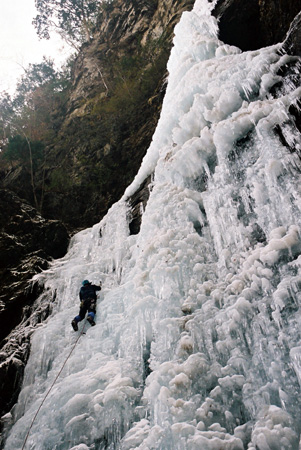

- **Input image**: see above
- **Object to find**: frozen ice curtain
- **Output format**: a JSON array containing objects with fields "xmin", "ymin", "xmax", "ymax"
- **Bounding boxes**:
[{"xmin": 3, "ymin": 0, "xmax": 301, "ymax": 449}]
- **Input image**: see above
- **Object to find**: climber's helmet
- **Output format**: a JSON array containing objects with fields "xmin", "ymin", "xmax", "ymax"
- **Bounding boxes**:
[{"xmin": 82, "ymin": 280, "xmax": 90, "ymax": 286}]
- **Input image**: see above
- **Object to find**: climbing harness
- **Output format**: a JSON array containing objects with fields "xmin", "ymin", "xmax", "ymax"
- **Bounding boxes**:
[{"xmin": 21, "ymin": 319, "xmax": 87, "ymax": 450}]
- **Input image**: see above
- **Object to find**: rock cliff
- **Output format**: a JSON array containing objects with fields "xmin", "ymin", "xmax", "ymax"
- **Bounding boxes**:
[
  {"xmin": 33, "ymin": 0, "xmax": 195, "ymax": 228},
  {"xmin": 213, "ymin": 0, "xmax": 301, "ymax": 52},
  {"xmin": 0, "ymin": 189, "xmax": 69, "ymax": 417}
]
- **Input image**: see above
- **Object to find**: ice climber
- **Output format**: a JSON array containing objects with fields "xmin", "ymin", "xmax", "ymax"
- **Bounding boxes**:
[{"xmin": 71, "ymin": 280, "xmax": 102, "ymax": 331}]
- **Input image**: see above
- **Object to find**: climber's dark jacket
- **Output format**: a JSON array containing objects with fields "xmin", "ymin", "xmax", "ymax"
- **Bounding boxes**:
[{"xmin": 79, "ymin": 283, "xmax": 101, "ymax": 301}]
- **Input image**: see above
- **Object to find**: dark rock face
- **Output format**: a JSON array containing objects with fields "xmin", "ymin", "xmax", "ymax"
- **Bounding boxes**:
[
  {"xmin": 0, "ymin": 189, "xmax": 69, "ymax": 418},
  {"xmin": 0, "ymin": 0, "xmax": 195, "ymax": 231},
  {"xmin": 40, "ymin": 0, "xmax": 195, "ymax": 229},
  {"xmin": 212, "ymin": 0, "xmax": 262, "ymax": 51},
  {"xmin": 283, "ymin": 11, "xmax": 301, "ymax": 56},
  {"xmin": 212, "ymin": 0, "xmax": 301, "ymax": 51},
  {"xmin": 127, "ymin": 174, "xmax": 153, "ymax": 235}
]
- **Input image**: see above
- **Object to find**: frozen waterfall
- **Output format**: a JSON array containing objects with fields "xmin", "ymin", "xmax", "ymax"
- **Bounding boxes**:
[{"xmin": 2, "ymin": 0, "xmax": 301, "ymax": 448}]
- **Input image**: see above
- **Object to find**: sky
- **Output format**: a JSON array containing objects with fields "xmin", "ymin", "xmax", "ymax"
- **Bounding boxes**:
[{"xmin": 0, "ymin": 0, "xmax": 72, "ymax": 95}]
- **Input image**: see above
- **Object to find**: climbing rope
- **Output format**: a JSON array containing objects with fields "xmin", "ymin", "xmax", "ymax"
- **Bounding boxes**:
[{"xmin": 21, "ymin": 319, "xmax": 87, "ymax": 450}]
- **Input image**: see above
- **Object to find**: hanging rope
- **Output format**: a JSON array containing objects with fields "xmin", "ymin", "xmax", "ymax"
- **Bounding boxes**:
[{"xmin": 21, "ymin": 319, "xmax": 87, "ymax": 450}]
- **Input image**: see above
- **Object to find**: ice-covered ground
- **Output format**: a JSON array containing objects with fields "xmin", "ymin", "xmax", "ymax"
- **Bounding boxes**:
[{"xmin": 3, "ymin": 0, "xmax": 301, "ymax": 449}]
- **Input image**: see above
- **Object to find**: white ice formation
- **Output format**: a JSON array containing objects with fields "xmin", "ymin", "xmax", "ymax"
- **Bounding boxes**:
[{"xmin": 3, "ymin": 0, "xmax": 301, "ymax": 449}]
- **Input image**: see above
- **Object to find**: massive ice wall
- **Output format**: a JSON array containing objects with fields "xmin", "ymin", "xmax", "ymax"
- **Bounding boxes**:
[{"xmin": 3, "ymin": 0, "xmax": 301, "ymax": 449}]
